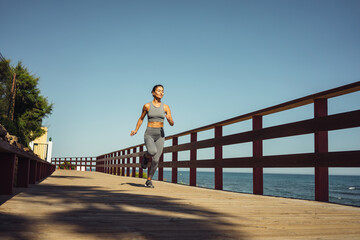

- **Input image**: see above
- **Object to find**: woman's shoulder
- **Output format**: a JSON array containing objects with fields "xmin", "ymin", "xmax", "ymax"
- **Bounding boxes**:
[
  {"xmin": 163, "ymin": 103, "xmax": 171, "ymax": 110},
  {"xmin": 143, "ymin": 103, "xmax": 151, "ymax": 111}
]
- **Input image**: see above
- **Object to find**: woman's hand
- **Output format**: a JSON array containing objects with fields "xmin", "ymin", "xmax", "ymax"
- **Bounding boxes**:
[{"xmin": 130, "ymin": 130, "xmax": 137, "ymax": 136}]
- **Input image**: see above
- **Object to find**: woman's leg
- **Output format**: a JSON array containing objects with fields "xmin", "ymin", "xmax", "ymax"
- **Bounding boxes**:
[
  {"xmin": 144, "ymin": 133, "xmax": 157, "ymax": 157},
  {"xmin": 148, "ymin": 136, "xmax": 165, "ymax": 179}
]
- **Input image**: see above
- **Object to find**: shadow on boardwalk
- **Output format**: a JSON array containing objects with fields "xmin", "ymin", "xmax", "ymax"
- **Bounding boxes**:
[{"xmin": 0, "ymin": 173, "xmax": 245, "ymax": 240}]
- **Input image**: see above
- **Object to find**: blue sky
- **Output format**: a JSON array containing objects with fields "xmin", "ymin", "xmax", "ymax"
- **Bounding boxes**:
[{"xmin": 1, "ymin": 0, "xmax": 359, "ymax": 175}]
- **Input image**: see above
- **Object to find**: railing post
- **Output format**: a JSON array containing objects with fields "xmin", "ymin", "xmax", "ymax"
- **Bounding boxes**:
[
  {"xmin": 17, "ymin": 157, "xmax": 30, "ymax": 188},
  {"xmin": 0, "ymin": 153, "xmax": 16, "ymax": 194},
  {"xmin": 112, "ymin": 154, "xmax": 115, "ymax": 174},
  {"xmin": 103, "ymin": 156, "xmax": 105, "ymax": 173},
  {"xmin": 127, "ymin": 149, "xmax": 130, "ymax": 176},
  {"xmin": 113, "ymin": 154, "xmax": 115, "ymax": 175},
  {"xmin": 215, "ymin": 126, "xmax": 223, "ymax": 190},
  {"xmin": 253, "ymin": 115, "xmax": 263, "ymax": 195},
  {"xmin": 139, "ymin": 146, "xmax": 143, "ymax": 178},
  {"xmin": 121, "ymin": 150, "xmax": 125, "ymax": 176},
  {"xmin": 97, "ymin": 156, "xmax": 102, "ymax": 172},
  {"xmin": 39, "ymin": 163, "xmax": 42, "ymax": 180},
  {"xmin": 108, "ymin": 155, "xmax": 110, "ymax": 174},
  {"xmin": 95, "ymin": 157, "xmax": 98, "ymax": 172},
  {"xmin": 42, "ymin": 163, "xmax": 45, "ymax": 179},
  {"xmin": 115, "ymin": 152, "xmax": 119, "ymax": 176},
  {"xmin": 41, "ymin": 162, "xmax": 45, "ymax": 180},
  {"xmin": 314, "ymin": 98, "xmax": 329, "ymax": 202},
  {"xmin": 190, "ymin": 132, "xmax": 197, "ymax": 186},
  {"xmin": 41, "ymin": 163, "xmax": 45, "ymax": 179},
  {"xmin": 132, "ymin": 148, "xmax": 136, "ymax": 177},
  {"xmin": 29, "ymin": 160, "xmax": 37, "ymax": 184},
  {"xmin": 101, "ymin": 156, "xmax": 104, "ymax": 172},
  {"xmin": 158, "ymin": 153, "xmax": 164, "ymax": 181},
  {"xmin": 172, "ymin": 137, "xmax": 178, "ymax": 183},
  {"xmin": 36, "ymin": 161, "xmax": 41, "ymax": 182},
  {"xmin": 109, "ymin": 155, "xmax": 111, "ymax": 174}
]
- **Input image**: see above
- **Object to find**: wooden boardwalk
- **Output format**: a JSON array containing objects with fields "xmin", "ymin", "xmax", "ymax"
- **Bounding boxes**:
[{"xmin": 1, "ymin": 170, "xmax": 360, "ymax": 240}]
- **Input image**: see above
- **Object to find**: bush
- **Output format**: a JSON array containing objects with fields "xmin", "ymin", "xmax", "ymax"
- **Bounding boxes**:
[
  {"xmin": 59, "ymin": 161, "xmax": 75, "ymax": 170},
  {"xmin": 135, "ymin": 172, "xmax": 147, "ymax": 179}
]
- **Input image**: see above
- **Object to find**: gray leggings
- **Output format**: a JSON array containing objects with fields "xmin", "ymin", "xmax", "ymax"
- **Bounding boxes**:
[{"xmin": 144, "ymin": 127, "xmax": 165, "ymax": 179}]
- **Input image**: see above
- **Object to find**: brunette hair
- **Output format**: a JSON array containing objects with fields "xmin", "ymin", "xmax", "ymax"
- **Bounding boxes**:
[{"xmin": 152, "ymin": 84, "xmax": 164, "ymax": 93}]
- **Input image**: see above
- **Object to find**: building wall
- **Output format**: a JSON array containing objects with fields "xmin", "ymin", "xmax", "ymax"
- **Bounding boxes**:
[{"xmin": 30, "ymin": 127, "xmax": 53, "ymax": 162}]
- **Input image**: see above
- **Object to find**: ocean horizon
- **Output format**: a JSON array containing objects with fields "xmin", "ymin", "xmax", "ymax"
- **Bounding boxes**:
[{"xmin": 152, "ymin": 170, "xmax": 360, "ymax": 207}]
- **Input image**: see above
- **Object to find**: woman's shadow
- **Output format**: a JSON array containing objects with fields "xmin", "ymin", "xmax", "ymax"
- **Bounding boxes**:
[{"xmin": 120, "ymin": 182, "xmax": 146, "ymax": 188}]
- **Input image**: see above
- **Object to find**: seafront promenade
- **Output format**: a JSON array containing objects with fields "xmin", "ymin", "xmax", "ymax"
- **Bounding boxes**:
[{"xmin": 1, "ymin": 169, "xmax": 360, "ymax": 240}]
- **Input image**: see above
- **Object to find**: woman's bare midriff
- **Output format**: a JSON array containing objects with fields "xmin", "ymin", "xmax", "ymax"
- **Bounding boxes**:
[{"xmin": 148, "ymin": 122, "xmax": 164, "ymax": 128}]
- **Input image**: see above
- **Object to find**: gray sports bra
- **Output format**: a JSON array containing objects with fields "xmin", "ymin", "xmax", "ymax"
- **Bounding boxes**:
[{"xmin": 147, "ymin": 102, "xmax": 165, "ymax": 122}]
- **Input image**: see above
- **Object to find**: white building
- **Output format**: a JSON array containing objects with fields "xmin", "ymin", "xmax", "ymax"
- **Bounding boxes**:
[{"xmin": 29, "ymin": 127, "xmax": 53, "ymax": 163}]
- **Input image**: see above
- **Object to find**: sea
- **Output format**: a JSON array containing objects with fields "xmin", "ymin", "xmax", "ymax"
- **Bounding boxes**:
[{"xmin": 153, "ymin": 170, "xmax": 360, "ymax": 207}]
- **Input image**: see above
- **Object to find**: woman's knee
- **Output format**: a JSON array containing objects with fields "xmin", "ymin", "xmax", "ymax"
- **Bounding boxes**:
[{"xmin": 147, "ymin": 148, "xmax": 157, "ymax": 157}]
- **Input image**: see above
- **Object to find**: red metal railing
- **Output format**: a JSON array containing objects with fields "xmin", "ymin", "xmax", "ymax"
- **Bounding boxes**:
[
  {"xmin": 51, "ymin": 157, "xmax": 96, "ymax": 171},
  {"xmin": 96, "ymin": 81, "xmax": 360, "ymax": 202},
  {"xmin": 0, "ymin": 140, "xmax": 55, "ymax": 195}
]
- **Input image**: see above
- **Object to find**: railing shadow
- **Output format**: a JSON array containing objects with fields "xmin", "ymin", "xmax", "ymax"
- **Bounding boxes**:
[
  {"xmin": 0, "ymin": 212, "xmax": 30, "ymax": 240},
  {"xmin": 49, "ymin": 175, "xmax": 87, "ymax": 179},
  {"xmin": 0, "ymin": 174, "xmax": 246, "ymax": 240},
  {"xmin": 0, "ymin": 187, "xmax": 28, "ymax": 206}
]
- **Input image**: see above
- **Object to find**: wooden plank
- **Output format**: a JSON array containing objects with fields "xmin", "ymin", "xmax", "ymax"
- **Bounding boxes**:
[{"xmin": 1, "ymin": 170, "xmax": 360, "ymax": 240}]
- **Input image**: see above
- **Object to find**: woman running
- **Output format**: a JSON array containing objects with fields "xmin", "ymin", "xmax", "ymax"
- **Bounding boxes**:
[{"xmin": 130, "ymin": 84, "xmax": 174, "ymax": 188}]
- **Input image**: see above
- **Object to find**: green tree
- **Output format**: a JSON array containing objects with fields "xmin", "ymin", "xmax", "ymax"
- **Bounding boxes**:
[
  {"xmin": 0, "ymin": 59, "xmax": 17, "ymax": 134},
  {"xmin": 0, "ymin": 59, "xmax": 53, "ymax": 146},
  {"xmin": 0, "ymin": 59, "xmax": 13, "ymax": 119},
  {"xmin": 13, "ymin": 62, "xmax": 53, "ymax": 146}
]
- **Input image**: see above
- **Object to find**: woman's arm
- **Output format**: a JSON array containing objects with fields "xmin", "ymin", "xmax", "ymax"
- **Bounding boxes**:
[
  {"xmin": 130, "ymin": 104, "xmax": 149, "ymax": 136},
  {"xmin": 164, "ymin": 104, "xmax": 174, "ymax": 126}
]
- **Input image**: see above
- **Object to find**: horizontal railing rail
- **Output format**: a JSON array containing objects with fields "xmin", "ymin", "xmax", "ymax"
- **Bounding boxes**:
[
  {"xmin": 51, "ymin": 157, "xmax": 97, "ymax": 171},
  {"xmin": 0, "ymin": 139, "xmax": 55, "ymax": 195},
  {"xmin": 95, "ymin": 81, "xmax": 360, "ymax": 202}
]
